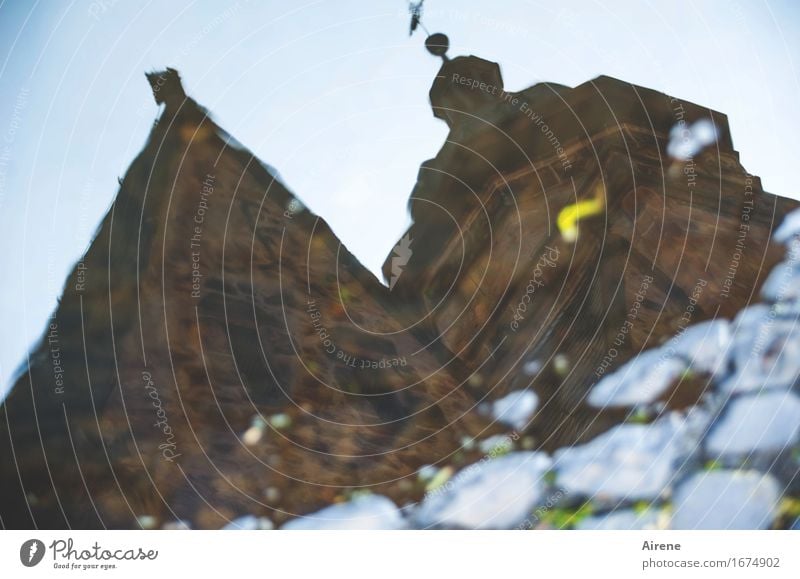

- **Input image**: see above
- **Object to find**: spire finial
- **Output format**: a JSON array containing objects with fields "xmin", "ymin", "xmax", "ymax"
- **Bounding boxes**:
[
  {"xmin": 407, "ymin": 1, "xmax": 449, "ymax": 62},
  {"xmin": 425, "ymin": 33, "xmax": 449, "ymax": 61}
]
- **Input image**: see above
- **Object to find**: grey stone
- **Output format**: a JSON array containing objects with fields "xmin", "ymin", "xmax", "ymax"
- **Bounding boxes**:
[
  {"xmin": 588, "ymin": 349, "xmax": 686, "ymax": 408},
  {"xmin": 412, "ymin": 452, "xmax": 551, "ymax": 529},
  {"xmin": 734, "ymin": 304, "xmax": 772, "ymax": 328},
  {"xmin": 478, "ymin": 434, "xmax": 515, "ymax": 455},
  {"xmin": 282, "ymin": 495, "xmax": 406, "ymax": 530},
  {"xmin": 223, "ymin": 515, "xmax": 274, "ymax": 530},
  {"xmin": 705, "ymin": 391, "xmax": 800, "ymax": 458},
  {"xmin": 161, "ymin": 519, "xmax": 191, "ymax": 530},
  {"xmin": 417, "ymin": 464, "xmax": 438, "ymax": 482},
  {"xmin": 667, "ymin": 118, "xmax": 718, "ymax": 160},
  {"xmin": 671, "ymin": 470, "xmax": 780, "ymax": 529},
  {"xmin": 773, "ymin": 208, "xmax": 800, "ymax": 244},
  {"xmin": 773, "ymin": 300, "xmax": 800, "ymax": 319},
  {"xmin": 523, "ymin": 360, "xmax": 543, "ymax": 375},
  {"xmin": 664, "ymin": 320, "xmax": 731, "ymax": 375},
  {"xmin": 554, "ymin": 414, "xmax": 686, "ymax": 502},
  {"xmin": 721, "ymin": 313, "xmax": 800, "ymax": 394},
  {"xmin": 577, "ymin": 509, "xmax": 662, "ymax": 530},
  {"xmin": 788, "ymin": 238, "xmax": 800, "ymax": 263},
  {"xmin": 136, "ymin": 515, "xmax": 157, "ymax": 529},
  {"xmin": 488, "ymin": 390, "xmax": 539, "ymax": 430},
  {"xmin": 761, "ymin": 260, "xmax": 800, "ymax": 303}
]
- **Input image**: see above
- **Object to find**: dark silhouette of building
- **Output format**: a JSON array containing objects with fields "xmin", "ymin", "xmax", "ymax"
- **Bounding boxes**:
[{"xmin": 1, "ymin": 51, "xmax": 794, "ymax": 529}]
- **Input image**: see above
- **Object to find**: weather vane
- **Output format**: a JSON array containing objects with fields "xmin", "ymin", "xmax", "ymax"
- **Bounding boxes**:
[
  {"xmin": 408, "ymin": 1, "xmax": 450, "ymax": 61},
  {"xmin": 408, "ymin": 1, "xmax": 427, "ymax": 36}
]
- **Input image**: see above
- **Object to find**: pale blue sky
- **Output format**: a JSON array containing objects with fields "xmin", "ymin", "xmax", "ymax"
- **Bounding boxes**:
[{"xmin": 1, "ymin": 0, "xmax": 799, "ymax": 394}]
